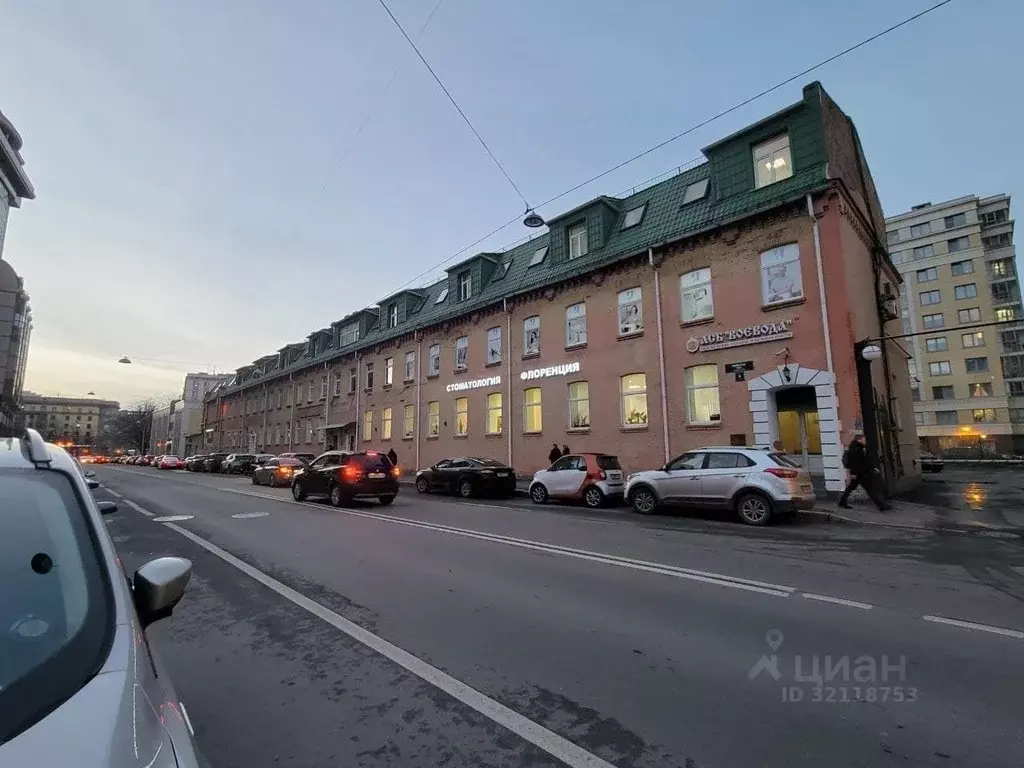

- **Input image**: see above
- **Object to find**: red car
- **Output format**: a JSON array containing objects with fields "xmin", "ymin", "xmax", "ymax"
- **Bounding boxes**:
[{"xmin": 158, "ymin": 455, "xmax": 184, "ymax": 470}]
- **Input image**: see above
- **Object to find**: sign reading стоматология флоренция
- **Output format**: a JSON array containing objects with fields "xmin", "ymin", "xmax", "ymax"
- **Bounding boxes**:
[
  {"xmin": 685, "ymin": 320, "xmax": 793, "ymax": 354},
  {"xmin": 445, "ymin": 376, "xmax": 501, "ymax": 393},
  {"xmin": 519, "ymin": 362, "xmax": 581, "ymax": 381}
]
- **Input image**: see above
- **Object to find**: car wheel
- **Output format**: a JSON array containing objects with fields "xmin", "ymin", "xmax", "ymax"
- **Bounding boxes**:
[
  {"xmin": 736, "ymin": 492, "xmax": 773, "ymax": 526},
  {"xmin": 415, "ymin": 476, "xmax": 430, "ymax": 493},
  {"xmin": 292, "ymin": 481, "xmax": 307, "ymax": 502},
  {"xmin": 583, "ymin": 485, "xmax": 604, "ymax": 509},
  {"xmin": 251, "ymin": 474, "xmax": 258, "ymax": 485},
  {"xmin": 378, "ymin": 495, "xmax": 396, "ymax": 506},
  {"xmin": 530, "ymin": 483, "xmax": 548, "ymax": 504},
  {"xmin": 267, "ymin": 475, "xmax": 276, "ymax": 488},
  {"xmin": 630, "ymin": 486, "xmax": 658, "ymax": 515},
  {"xmin": 329, "ymin": 484, "xmax": 347, "ymax": 508},
  {"xmin": 458, "ymin": 479, "xmax": 473, "ymax": 498}
]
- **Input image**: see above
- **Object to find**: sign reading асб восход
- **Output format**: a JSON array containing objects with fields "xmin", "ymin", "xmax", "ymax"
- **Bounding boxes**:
[{"xmin": 685, "ymin": 320, "xmax": 793, "ymax": 353}]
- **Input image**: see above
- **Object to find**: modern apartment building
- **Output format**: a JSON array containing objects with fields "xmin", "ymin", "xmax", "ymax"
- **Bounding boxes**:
[
  {"xmin": 152, "ymin": 373, "xmax": 227, "ymax": 456},
  {"xmin": 21, "ymin": 393, "xmax": 121, "ymax": 447},
  {"xmin": 886, "ymin": 195, "xmax": 1023, "ymax": 455},
  {"xmin": 0, "ymin": 108, "xmax": 35, "ymax": 435},
  {"xmin": 202, "ymin": 82, "xmax": 920, "ymax": 494}
]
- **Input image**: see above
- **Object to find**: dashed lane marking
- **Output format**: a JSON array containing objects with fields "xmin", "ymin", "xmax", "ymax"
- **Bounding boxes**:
[
  {"xmin": 123, "ymin": 499, "xmax": 155, "ymax": 517},
  {"xmin": 921, "ymin": 615, "xmax": 1024, "ymax": 640},
  {"xmin": 152, "ymin": 515, "xmax": 195, "ymax": 523},
  {"xmin": 800, "ymin": 593, "xmax": 873, "ymax": 610},
  {"xmin": 105, "ymin": 488, "xmax": 123, "ymax": 498},
  {"xmin": 231, "ymin": 512, "xmax": 271, "ymax": 519}
]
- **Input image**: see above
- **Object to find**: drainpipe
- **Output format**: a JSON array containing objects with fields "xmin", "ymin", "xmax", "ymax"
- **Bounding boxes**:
[
  {"xmin": 288, "ymin": 373, "xmax": 294, "ymax": 450},
  {"xmin": 807, "ymin": 193, "xmax": 835, "ymax": 375},
  {"xmin": 261, "ymin": 382, "xmax": 267, "ymax": 452},
  {"xmin": 355, "ymin": 354, "xmax": 361, "ymax": 451},
  {"xmin": 649, "ymin": 248, "xmax": 670, "ymax": 463},
  {"xmin": 415, "ymin": 334, "xmax": 422, "ymax": 471},
  {"xmin": 505, "ymin": 298, "xmax": 513, "ymax": 469},
  {"xmin": 322, "ymin": 361, "xmax": 330, "ymax": 451}
]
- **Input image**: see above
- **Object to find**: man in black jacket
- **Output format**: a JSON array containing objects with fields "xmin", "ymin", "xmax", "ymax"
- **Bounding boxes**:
[{"xmin": 839, "ymin": 433, "xmax": 890, "ymax": 511}]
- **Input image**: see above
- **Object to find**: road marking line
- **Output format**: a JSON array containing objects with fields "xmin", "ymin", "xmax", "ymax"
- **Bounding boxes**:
[
  {"xmin": 106, "ymin": 488, "xmax": 123, "ymax": 498},
  {"xmin": 152, "ymin": 515, "xmax": 195, "ymax": 522},
  {"xmin": 123, "ymin": 499, "xmax": 155, "ymax": 517},
  {"xmin": 921, "ymin": 615, "xmax": 1024, "ymax": 639},
  {"xmin": 162, "ymin": 522, "xmax": 618, "ymax": 768},
  {"xmin": 800, "ymin": 593, "xmax": 873, "ymax": 610},
  {"xmin": 179, "ymin": 702, "xmax": 195, "ymax": 737},
  {"xmin": 231, "ymin": 512, "xmax": 270, "ymax": 519}
]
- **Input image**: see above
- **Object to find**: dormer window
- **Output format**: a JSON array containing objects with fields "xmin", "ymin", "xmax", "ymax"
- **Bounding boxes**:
[
  {"xmin": 388, "ymin": 303, "xmax": 398, "ymax": 328},
  {"xmin": 458, "ymin": 271, "xmax": 472, "ymax": 301},
  {"xmin": 753, "ymin": 134, "xmax": 792, "ymax": 188},
  {"xmin": 339, "ymin": 322, "xmax": 359, "ymax": 346},
  {"xmin": 568, "ymin": 222, "xmax": 588, "ymax": 260},
  {"xmin": 435, "ymin": 287, "xmax": 449, "ymax": 304}
]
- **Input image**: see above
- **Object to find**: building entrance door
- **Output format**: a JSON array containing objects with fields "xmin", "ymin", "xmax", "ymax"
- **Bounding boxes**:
[{"xmin": 775, "ymin": 386, "xmax": 822, "ymax": 475}]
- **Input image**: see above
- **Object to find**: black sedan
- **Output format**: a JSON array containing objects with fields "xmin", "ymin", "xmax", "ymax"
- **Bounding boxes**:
[
  {"xmin": 415, "ymin": 457, "xmax": 516, "ymax": 499},
  {"xmin": 252, "ymin": 456, "xmax": 306, "ymax": 487}
]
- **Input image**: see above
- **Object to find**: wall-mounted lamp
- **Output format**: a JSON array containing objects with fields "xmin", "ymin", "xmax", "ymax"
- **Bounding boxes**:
[
  {"xmin": 861, "ymin": 344, "xmax": 883, "ymax": 361},
  {"xmin": 781, "ymin": 365, "xmax": 792, "ymax": 383}
]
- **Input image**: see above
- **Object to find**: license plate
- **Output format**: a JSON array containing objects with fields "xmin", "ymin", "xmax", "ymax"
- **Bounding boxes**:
[
  {"xmin": 368, "ymin": 472, "xmax": 385, "ymax": 479},
  {"xmin": 497, "ymin": 472, "xmax": 510, "ymax": 477}
]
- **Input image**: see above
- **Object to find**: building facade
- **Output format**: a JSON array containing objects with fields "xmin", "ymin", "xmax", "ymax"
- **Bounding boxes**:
[
  {"xmin": 0, "ymin": 109, "xmax": 35, "ymax": 435},
  {"xmin": 886, "ymin": 195, "xmax": 1023, "ymax": 455},
  {"xmin": 151, "ymin": 373, "xmax": 226, "ymax": 456},
  {"xmin": 203, "ymin": 83, "xmax": 919, "ymax": 493},
  {"xmin": 21, "ymin": 393, "xmax": 121, "ymax": 447}
]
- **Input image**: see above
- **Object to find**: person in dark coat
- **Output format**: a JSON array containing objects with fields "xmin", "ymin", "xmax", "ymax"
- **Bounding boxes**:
[
  {"xmin": 548, "ymin": 444, "xmax": 562, "ymax": 465},
  {"xmin": 561, "ymin": 444, "xmax": 570, "ymax": 457},
  {"xmin": 386, "ymin": 447, "xmax": 398, "ymax": 467},
  {"xmin": 838, "ymin": 433, "xmax": 890, "ymax": 511}
]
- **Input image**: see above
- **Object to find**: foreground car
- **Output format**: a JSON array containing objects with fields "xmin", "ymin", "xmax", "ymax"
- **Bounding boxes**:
[
  {"xmin": 624, "ymin": 446, "xmax": 815, "ymax": 525},
  {"xmin": 0, "ymin": 429, "xmax": 202, "ymax": 766},
  {"xmin": 252, "ymin": 456, "xmax": 305, "ymax": 487},
  {"xmin": 292, "ymin": 450, "xmax": 399, "ymax": 506},
  {"xmin": 529, "ymin": 452, "xmax": 625, "ymax": 508},
  {"xmin": 920, "ymin": 451, "xmax": 944, "ymax": 473},
  {"xmin": 415, "ymin": 457, "xmax": 516, "ymax": 498}
]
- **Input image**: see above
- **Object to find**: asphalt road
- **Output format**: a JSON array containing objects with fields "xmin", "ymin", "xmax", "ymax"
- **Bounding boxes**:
[{"xmin": 96, "ymin": 465, "xmax": 1024, "ymax": 767}]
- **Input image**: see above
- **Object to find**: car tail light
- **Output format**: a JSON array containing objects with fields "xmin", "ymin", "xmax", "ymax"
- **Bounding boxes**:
[
  {"xmin": 342, "ymin": 465, "xmax": 361, "ymax": 481},
  {"xmin": 391, "ymin": 466, "xmax": 400, "ymax": 478},
  {"xmin": 764, "ymin": 467, "xmax": 799, "ymax": 479},
  {"xmin": 586, "ymin": 469, "xmax": 606, "ymax": 481}
]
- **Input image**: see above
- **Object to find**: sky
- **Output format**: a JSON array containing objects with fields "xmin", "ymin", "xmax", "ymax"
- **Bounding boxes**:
[{"xmin": 2, "ymin": 0, "xmax": 1021, "ymax": 407}]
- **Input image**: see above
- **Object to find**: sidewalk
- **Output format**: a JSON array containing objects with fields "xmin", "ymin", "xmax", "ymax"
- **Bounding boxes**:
[{"xmin": 813, "ymin": 496, "xmax": 1024, "ymax": 537}]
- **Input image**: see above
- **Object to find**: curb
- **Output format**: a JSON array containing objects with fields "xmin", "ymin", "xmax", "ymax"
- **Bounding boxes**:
[{"xmin": 811, "ymin": 507, "xmax": 1023, "ymax": 538}]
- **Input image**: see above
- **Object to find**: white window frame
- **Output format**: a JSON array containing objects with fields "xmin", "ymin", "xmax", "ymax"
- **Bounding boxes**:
[
  {"xmin": 620, "ymin": 374, "xmax": 648, "ymax": 427},
  {"xmin": 568, "ymin": 381, "xmax": 590, "ymax": 430},
  {"xmin": 954, "ymin": 284, "xmax": 977, "ymax": 300},
  {"xmin": 925, "ymin": 336, "xmax": 948, "ymax": 352},
  {"xmin": 565, "ymin": 302, "xmax": 587, "ymax": 347},
  {"xmin": 922, "ymin": 313, "xmax": 945, "ymax": 329},
  {"xmin": 362, "ymin": 410, "xmax": 373, "ymax": 441},
  {"xmin": 455, "ymin": 336, "xmax": 468, "ymax": 371},
  {"xmin": 320, "ymin": 377, "xmax": 328, "ymax": 400},
  {"xmin": 685, "ymin": 365, "xmax": 721, "ymax": 424},
  {"xmin": 760, "ymin": 244, "xmax": 803, "ymax": 306},
  {"xmin": 404, "ymin": 351, "xmax": 415, "ymax": 382},
  {"xmin": 523, "ymin": 316, "xmax": 540, "ymax": 356},
  {"xmin": 486, "ymin": 327, "xmax": 502, "ymax": 365},
  {"xmin": 428, "ymin": 344, "xmax": 441, "ymax": 376},
  {"xmin": 427, "ymin": 401, "xmax": 440, "ymax": 437},
  {"xmin": 929, "ymin": 361, "xmax": 952, "ymax": 376},
  {"xmin": 617, "ymin": 288, "xmax": 643, "ymax": 336},
  {"xmin": 384, "ymin": 357, "xmax": 394, "ymax": 386},
  {"xmin": 382, "ymin": 407, "xmax": 392, "ymax": 440},
  {"xmin": 364, "ymin": 362, "xmax": 374, "ymax": 390},
  {"xmin": 348, "ymin": 367, "xmax": 357, "ymax": 393},
  {"xmin": 680, "ymin": 268, "xmax": 714, "ymax": 322},
  {"xmin": 403, "ymin": 404, "xmax": 415, "ymax": 438},
  {"xmin": 306, "ymin": 382, "xmax": 314, "ymax": 403},
  {"xmin": 458, "ymin": 271, "xmax": 472, "ymax": 301},
  {"xmin": 961, "ymin": 332, "xmax": 985, "ymax": 348},
  {"xmin": 910, "ymin": 222, "xmax": 931, "ymax": 237},
  {"xmin": 523, "ymin": 387, "xmax": 542, "ymax": 433},
  {"xmin": 388, "ymin": 303, "xmax": 398, "ymax": 328},
  {"xmin": 333, "ymin": 374, "xmax": 342, "ymax": 396},
  {"xmin": 752, "ymin": 134, "xmax": 793, "ymax": 188},
  {"xmin": 454, "ymin": 397, "xmax": 469, "ymax": 436},
  {"xmin": 951, "ymin": 259, "xmax": 974, "ymax": 276},
  {"xmin": 568, "ymin": 222, "xmax": 589, "ymax": 260},
  {"xmin": 486, "ymin": 392, "xmax": 502, "ymax": 435},
  {"xmin": 340, "ymin": 323, "xmax": 359, "ymax": 346},
  {"xmin": 920, "ymin": 290, "xmax": 941, "ymax": 306}
]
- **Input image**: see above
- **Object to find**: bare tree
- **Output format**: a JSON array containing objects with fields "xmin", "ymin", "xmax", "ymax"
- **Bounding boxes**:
[{"xmin": 105, "ymin": 397, "xmax": 170, "ymax": 453}]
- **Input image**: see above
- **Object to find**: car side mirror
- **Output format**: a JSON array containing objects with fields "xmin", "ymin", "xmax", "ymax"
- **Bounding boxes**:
[
  {"xmin": 97, "ymin": 500, "xmax": 118, "ymax": 515},
  {"xmin": 133, "ymin": 557, "xmax": 192, "ymax": 628}
]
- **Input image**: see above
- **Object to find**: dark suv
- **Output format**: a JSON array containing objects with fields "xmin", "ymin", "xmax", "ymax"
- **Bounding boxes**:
[
  {"xmin": 291, "ymin": 451, "xmax": 399, "ymax": 507},
  {"xmin": 202, "ymin": 453, "xmax": 231, "ymax": 473}
]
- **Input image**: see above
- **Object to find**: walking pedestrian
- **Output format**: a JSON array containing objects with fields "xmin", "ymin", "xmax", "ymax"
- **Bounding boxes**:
[
  {"xmin": 838, "ymin": 433, "xmax": 891, "ymax": 511},
  {"xmin": 561, "ymin": 444, "xmax": 571, "ymax": 457},
  {"xmin": 548, "ymin": 443, "xmax": 562, "ymax": 465},
  {"xmin": 386, "ymin": 447, "xmax": 398, "ymax": 467}
]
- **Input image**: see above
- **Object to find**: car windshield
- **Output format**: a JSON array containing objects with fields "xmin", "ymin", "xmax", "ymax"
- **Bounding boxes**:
[
  {"xmin": 596, "ymin": 455, "xmax": 622, "ymax": 470},
  {"xmin": 0, "ymin": 468, "xmax": 112, "ymax": 744}
]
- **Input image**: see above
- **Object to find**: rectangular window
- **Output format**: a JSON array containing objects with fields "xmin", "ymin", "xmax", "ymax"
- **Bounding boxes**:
[
  {"xmin": 1010, "ymin": 381, "xmax": 1024, "ymax": 397},
  {"xmin": 925, "ymin": 336, "xmax": 948, "ymax": 352},
  {"xmin": 454, "ymin": 398, "xmax": 469, "ymax": 436},
  {"xmin": 922, "ymin": 313, "xmax": 945, "ymax": 329},
  {"xmin": 890, "ymin": 251, "xmax": 905, "ymax": 265},
  {"xmin": 529, "ymin": 246, "xmax": 548, "ymax": 267},
  {"xmin": 972, "ymin": 408, "xmax": 997, "ymax": 423},
  {"xmin": 886, "ymin": 230, "xmax": 900, "ymax": 244},
  {"xmin": 992, "ymin": 282, "xmax": 1016, "ymax": 303},
  {"xmin": 523, "ymin": 316, "xmax": 540, "ymax": 356},
  {"xmin": 760, "ymin": 244, "xmax": 803, "ymax": 305},
  {"xmin": 487, "ymin": 327, "xmax": 502, "ymax": 364},
  {"xmin": 277, "ymin": 389, "xmax": 284, "ymax": 408},
  {"xmin": 565, "ymin": 302, "xmax": 587, "ymax": 347},
  {"xmin": 929, "ymin": 361, "xmax": 952, "ymax": 376},
  {"xmin": 568, "ymin": 222, "xmax": 589, "ymax": 260},
  {"xmin": 428, "ymin": 344, "xmax": 441, "ymax": 376},
  {"xmin": 685, "ymin": 365, "xmax": 720, "ymax": 423},
  {"xmin": 910, "ymin": 222, "xmax": 931, "ymax": 237},
  {"xmin": 965, "ymin": 357, "xmax": 989, "ymax": 373},
  {"xmin": 951, "ymin": 259, "xmax": 974, "ymax": 276},
  {"xmin": 365, "ymin": 363, "xmax": 374, "ymax": 390},
  {"xmin": 916, "ymin": 267, "xmax": 938, "ymax": 283},
  {"xmin": 990, "ymin": 259, "xmax": 1012, "ymax": 278},
  {"xmin": 681, "ymin": 178, "xmax": 709, "ymax": 205},
  {"xmin": 947, "ymin": 236, "xmax": 970, "ymax": 253},
  {"xmin": 455, "ymin": 336, "xmax": 468, "ymax": 371},
  {"xmin": 914, "ymin": 412, "xmax": 925, "ymax": 426},
  {"xmin": 404, "ymin": 351, "xmax": 415, "ymax": 382},
  {"xmin": 752, "ymin": 134, "xmax": 792, "ymax": 188},
  {"xmin": 387, "ymin": 303, "xmax": 398, "ymax": 328},
  {"xmin": 919, "ymin": 290, "xmax": 941, "ymax": 306},
  {"xmin": 620, "ymin": 374, "xmax": 648, "ymax": 426},
  {"xmin": 458, "ymin": 271, "xmax": 472, "ymax": 301},
  {"xmin": 568, "ymin": 381, "xmax": 590, "ymax": 429},
  {"xmin": 932, "ymin": 385, "xmax": 955, "ymax": 400},
  {"xmin": 306, "ymin": 382, "xmax": 314, "ymax": 402},
  {"xmin": 381, "ymin": 407, "xmax": 392, "ymax": 440},
  {"xmin": 404, "ymin": 404, "xmax": 415, "ymax": 438},
  {"xmin": 995, "ymin": 308, "xmax": 1018, "ymax": 322},
  {"xmin": 333, "ymin": 375, "xmax": 342, "ymax": 396},
  {"xmin": 349, "ymin": 367, "xmax": 357, "ymax": 393},
  {"xmin": 427, "ymin": 401, "xmax": 439, "ymax": 437},
  {"xmin": 954, "ymin": 284, "xmax": 977, "ymax": 300},
  {"xmin": 320, "ymin": 377, "xmax": 328, "ymax": 399},
  {"xmin": 681, "ymin": 268, "xmax": 714, "ymax": 322},
  {"xmin": 618, "ymin": 287, "xmax": 643, "ymax": 335},
  {"xmin": 936, "ymin": 410, "xmax": 958, "ymax": 426},
  {"xmin": 944, "ymin": 213, "xmax": 967, "ymax": 229},
  {"xmin": 958, "ymin": 307, "xmax": 982, "ymax": 324},
  {"xmin": 286, "ymin": 387, "xmax": 293, "ymax": 406},
  {"xmin": 961, "ymin": 332, "xmax": 985, "ymax": 348},
  {"xmin": 340, "ymin": 323, "xmax": 359, "ymax": 346},
  {"xmin": 384, "ymin": 357, "xmax": 394, "ymax": 386},
  {"xmin": 913, "ymin": 244, "xmax": 935, "ymax": 260},
  {"xmin": 362, "ymin": 410, "xmax": 373, "ymax": 441},
  {"xmin": 486, "ymin": 393, "xmax": 502, "ymax": 435},
  {"xmin": 970, "ymin": 382, "xmax": 993, "ymax": 397},
  {"xmin": 621, "ymin": 205, "xmax": 646, "ymax": 229},
  {"xmin": 523, "ymin": 387, "xmax": 542, "ymax": 433}
]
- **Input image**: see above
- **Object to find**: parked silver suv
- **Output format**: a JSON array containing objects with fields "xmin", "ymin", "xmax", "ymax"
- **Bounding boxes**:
[{"xmin": 624, "ymin": 446, "xmax": 815, "ymax": 525}]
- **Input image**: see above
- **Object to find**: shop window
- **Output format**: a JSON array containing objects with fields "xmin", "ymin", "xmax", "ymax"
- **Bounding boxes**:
[
  {"xmin": 523, "ymin": 388, "xmax": 542, "ymax": 433},
  {"xmin": 620, "ymin": 374, "xmax": 648, "ymax": 427},
  {"xmin": 427, "ymin": 401, "xmax": 439, "ymax": 437},
  {"xmin": 618, "ymin": 288, "xmax": 643, "ymax": 335},
  {"xmin": 680, "ymin": 268, "xmax": 713, "ymax": 322},
  {"xmin": 429, "ymin": 344, "xmax": 441, "ymax": 376},
  {"xmin": 523, "ymin": 316, "xmax": 540, "ymax": 356},
  {"xmin": 565, "ymin": 303, "xmax": 587, "ymax": 347},
  {"xmin": 760, "ymin": 244, "xmax": 803, "ymax": 306},
  {"xmin": 686, "ymin": 365, "xmax": 721, "ymax": 423},
  {"xmin": 455, "ymin": 336, "xmax": 468, "ymax": 371},
  {"xmin": 404, "ymin": 405, "xmax": 415, "ymax": 438},
  {"xmin": 486, "ymin": 393, "xmax": 502, "ymax": 435},
  {"xmin": 568, "ymin": 381, "xmax": 590, "ymax": 429},
  {"xmin": 382, "ymin": 408, "xmax": 392, "ymax": 440},
  {"xmin": 487, "ymin": 327, "xmax": 502, "ymax": 365},
  {"xmin": 454, "ymin": 398, "xmax": 469, "ymax": 436},
  {"xmin": 362, "ymin": 410, "xmax": 373, "ymax": 441}
]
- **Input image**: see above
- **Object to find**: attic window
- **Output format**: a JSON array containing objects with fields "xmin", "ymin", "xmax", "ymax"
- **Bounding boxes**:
[
  {"xmin": 568, "ymin": 222, "xmax": 589, "ymax": 260},
  {"xmin": 621, "ymin": 205, "xmax": 646, "ymax": 230},
  {"xmin": 681, "ymin": 178, "xmax": 709, "ymax": 206},
  {"xmin": 753, "ymin": 134, "xmax": 792, "ymax": 188},
  {"xmin": 387, "ymin": 303, "xmax": 398, "ymax": 328},
  {"xmin": 494, "ymin": 260, "xmax": 512, "ymax": 280},
  {"xmin": 529, "ymin": 246, "xmax": 548, "ymax": 267},
  {"xmin": 435, "ymin": 287, "xmax": 449, "ymax": 304}
]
